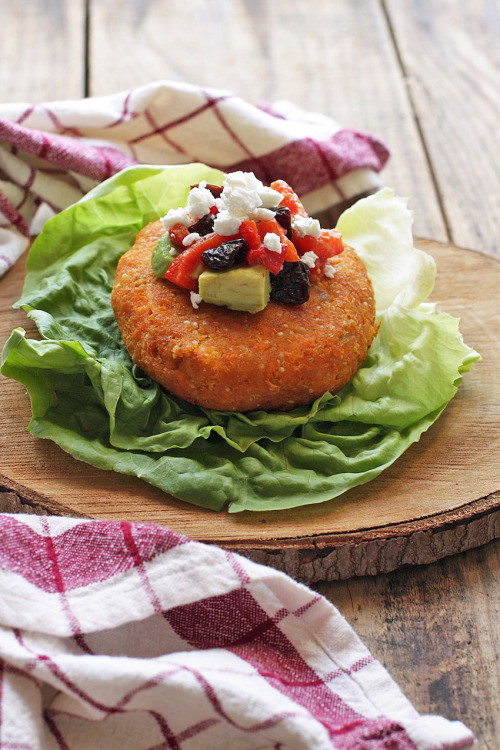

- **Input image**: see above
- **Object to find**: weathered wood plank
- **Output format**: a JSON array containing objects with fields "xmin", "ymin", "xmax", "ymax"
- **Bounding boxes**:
[
  {"xmin": 317, "ymin": 539, "xmax": 500, "ymax": 749},
  {"xmin": 385, "ymin": 0, "xmax": 500, "ymax": 258},
  {"xmin": 88, "ymin": 0, "xmax": 447, "ymax": 240},
  {"xmin": 0, "ymin": 0, "xmax": 86, "ymax": 103}
]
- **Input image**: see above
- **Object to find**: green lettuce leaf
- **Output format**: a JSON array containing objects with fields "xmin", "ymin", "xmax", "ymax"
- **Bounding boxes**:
[{"xmin": 1, "ymin": 165, "xmax": 480, "ymax": 512}]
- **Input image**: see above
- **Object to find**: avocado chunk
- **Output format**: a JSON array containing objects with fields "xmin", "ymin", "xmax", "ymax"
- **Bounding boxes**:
[
  {"xmin": 198, "ymin": 265, "xmax": 271, "ymax": 312},
  {"xmin": 151, "ymin": 233, "xmax": 179, "ymax": 277}
]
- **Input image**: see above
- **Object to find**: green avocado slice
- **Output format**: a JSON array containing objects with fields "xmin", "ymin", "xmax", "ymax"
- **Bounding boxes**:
[
  {"xmin": 198, "ymin": 265, "xmax": 271, "ymax": 312},
  {"xmin": 151, "ymin": 233, "xmax": 179, "ymax": 277}
]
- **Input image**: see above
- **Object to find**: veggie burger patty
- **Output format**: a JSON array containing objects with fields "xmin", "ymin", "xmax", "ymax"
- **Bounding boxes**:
[{"xmin": 111, "ymin": 220, "xmax": 378, "ymax": 412}]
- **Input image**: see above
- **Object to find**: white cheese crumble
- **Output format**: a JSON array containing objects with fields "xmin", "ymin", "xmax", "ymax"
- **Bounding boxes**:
[
  {"xmin": 253, "ymin": 207, "xmax": 276, "ymax": 221},
  {"xmin": 263, "ymin": 232, "xmax": 282, "ymax": 253},
  {"xmin": 214, "ymin": 171, "xmax": 283, "ymax": 228},
  {"xmin": 161, "ymin": 206, "xmax": 190, "ymax": 230},
  {"xmin": 187, "ymin": 186, "xmax": 216, "ymax": 220},
  {"xmin": 182, "ymin": 232, "xmax": 200, "ymax": 247},
  {"xmin": 258, "ymin": 185, "xmax": 283, "ymax": 209},
  {"xmin": 301, "ymin": 251, "xmax": 319, "ymax": 269},
  {"xmin": 217, "ymin": 172, "xmax": 263, "ymax": 218},
  {"xmin": 292, "ymin": 214, "xmax": 321, "ymax": 238},
  {"xmin": 190, "ymin": 291, "xmax": 203, "ymax": 309},
  {"xmin": 213, "ymin": 210, "xmax": 241, "ymax": 236},
  {"xmin": 324, "ymin": 263, "xmax": 336, "ymax": 278}
]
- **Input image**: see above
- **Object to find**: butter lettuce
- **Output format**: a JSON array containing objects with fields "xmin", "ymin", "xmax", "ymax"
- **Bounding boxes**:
[{"xmin": 1, "ymin": 165, "xmax": 479, "ymax": 512}]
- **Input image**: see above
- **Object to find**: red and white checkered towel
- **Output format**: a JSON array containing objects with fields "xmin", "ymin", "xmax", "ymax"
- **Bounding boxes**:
[
  {"xmin": 0, "ymin": 80, "xmax": 389, "ymax": 277},
  {"xmin": 0, "ymin": 514, "xmax": 474, "ymax": 749}
]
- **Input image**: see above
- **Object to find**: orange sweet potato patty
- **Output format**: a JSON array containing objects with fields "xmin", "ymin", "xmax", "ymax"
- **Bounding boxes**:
[{"xmin": 111, "ymin": 220, "xmax": 378, "ymax": 412}]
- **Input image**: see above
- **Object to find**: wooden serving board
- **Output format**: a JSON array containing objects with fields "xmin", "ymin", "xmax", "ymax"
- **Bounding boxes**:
[{"xmin": 1, "ymin": 239, "xmax": 499, "ymax": 583}]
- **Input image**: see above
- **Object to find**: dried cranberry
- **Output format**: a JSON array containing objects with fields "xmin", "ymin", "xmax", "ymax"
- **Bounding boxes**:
[
  {"xmin": 270, "ymin": 261, "xmax": 310, "ymax": 304},
  {"xmin": 202, "ymin": 238, "xmax": 249, "ymax": 270},
  {"xmin": 274, "ymin": 206, "xmax": 292, "ymax": 239},
  {"xmin": 189, "ymin": 213, "xmax": 214, "ymax": 236}
]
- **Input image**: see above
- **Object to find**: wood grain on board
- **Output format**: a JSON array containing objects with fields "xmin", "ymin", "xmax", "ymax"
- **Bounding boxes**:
[
  {"xmin": 1, "ymin": 239, "xmax": 499, "ymax": 582},
  {"xmin": 385, "ymin": 0, "xmax": 500, "ymax": 258},
  {"xmin": 0, "ymin": 0, "xmax": 86, "ymax": 103},
  {"xmin": 87, "ymin": 0, "xmax": 446, "ymax": 241}
]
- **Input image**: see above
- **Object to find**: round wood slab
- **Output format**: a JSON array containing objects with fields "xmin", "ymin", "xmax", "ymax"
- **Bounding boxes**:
[{"xmin": 1, "ymin": 239, "xmax": 499, "ymax": 583}]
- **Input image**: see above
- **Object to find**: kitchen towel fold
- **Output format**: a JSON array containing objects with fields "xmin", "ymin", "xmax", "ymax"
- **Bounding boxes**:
[
  {"xmin": 0, "ymin": 79, "xmax": 389, "ymax": 277},
  {"xmin": 0, "ymin": 513, "xmax": 474, "ymax": 750}
]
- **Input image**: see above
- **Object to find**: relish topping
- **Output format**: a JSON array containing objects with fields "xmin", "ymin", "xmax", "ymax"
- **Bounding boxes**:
[{"xmin": 155, "ymin": 171, "xmax": 344, "ymax": 311}]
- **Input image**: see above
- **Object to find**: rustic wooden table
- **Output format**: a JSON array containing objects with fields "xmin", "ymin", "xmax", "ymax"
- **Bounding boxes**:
[{"xmin": 1, "ymin": 1, "xmax": 499, "ymax": 747}]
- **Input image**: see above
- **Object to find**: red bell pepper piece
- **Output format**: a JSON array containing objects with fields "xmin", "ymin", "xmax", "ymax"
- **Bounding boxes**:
[
  {"xmin": 168, "ymin": 223, "xmax": 190, "ymax": 247},
  {"xmin": 246, "ymin": 219, "xmax": 288, "ymax": 274},
  {"xmin": 292, "ymin": 228, "xmax": 344, "ymax": 264},
  {"xmin": 291, "ymin": 231, "xmax": 317, "ymax": 256},
  {"xmin": 165, "ymin": 232, "xmax": 233, "ymax": 290},
  {"xmin": 254, "ymin": 218, "xmax": 284, "ymax": 239},
  {"xmin": 238, "ymin": 219, "xmax": 261, "ymax": 250},
  {"xmin": 270, "ymin": 180, "xmax": 308, "ymax": 217},
  {"xmin": 246, "ymin": 244, "xmax": 284, "ymax": 274},
  {"xmin": 284, "ymin": 238, "xmax": 300, "ymax": 262},
  {"xmin": 246, "ymin": 217, "xmax": 301, "ymax": 273},
  {"xmin": 316, "ymin": 229, "xmax": 344, "ymax": 262}
]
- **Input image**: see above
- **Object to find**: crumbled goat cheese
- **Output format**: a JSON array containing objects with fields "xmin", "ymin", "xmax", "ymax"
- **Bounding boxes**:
[
  {"xmin": 161, "ymin": 207, "xmax": 190, "ymax": 230},
  {"xmin": 301, "ymin": 251, "xmax": 319, "ymax": 269},
  {"xmin": 292, "ymin": 214, "xmax": 321, "ymax": 238},
  {"xmin": 187, "ymin": 186, "xmax": 216, "ymax": 220},
  {"xmin": 324, "ymin": 264, "xmax": 336, "ymax": 278},
  {"xmin": 263, "ymin": 232, "xmax": 282, "ymax": 253},
  {"xmin": 216, "ymin": 171, "xmax": 283, "ymax": 223},
  {"xmin": 190, "ymin": 291, "xmax": 203, "ymax": 309},
  {"xmin": 258, "ymin": 185, "xmax": 283, "ymax": 209},
  {"xmin": 183, "ymin": 232, "xmax": 201, "ymax": 247},
  {"xmin": 213, "ymin": 209, "xmax": 242, "ymax": 236},
  {"xmin": 170, "ymin": 171, "xmax": 285, "ymax": 241},
  {"xmin": 217, "ymin": 184, "xmax": 262, "ymax": 218},
  {"xmin": 253, "ymin": 207, "xmax": 276, "ymax": 221}
]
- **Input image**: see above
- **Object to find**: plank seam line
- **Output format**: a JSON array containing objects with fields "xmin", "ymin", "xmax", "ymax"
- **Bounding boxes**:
[
  {"xmin": 379, "ymin": 0, "xmax": 452, "ymax": 243},
  {"xmin": 84, "ymin": 0, "xmax": 91, "ymax": 97}
]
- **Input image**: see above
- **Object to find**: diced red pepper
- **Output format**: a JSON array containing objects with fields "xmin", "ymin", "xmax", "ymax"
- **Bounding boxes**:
[
  {"xmin": 284, "ymin": 238, "xmax": 300, "ymax": 262},
  {"xmin": 291, "ymin": 230, "xmax": 318, "ymax": 256},
  {"xmin": 165, "ymin": 232, "xmax": 233, "ymax": 290},
  {"xmin": 246, "ymin": 222, "xmax": 286, "ymax": 274},
  {"xmin": 168, "ymin": 223, "xmax": 190, "ymax": 247},
  {"xmin": 270, "ymin": 180, "xmax": 308, "ymax": 217},
  {"xmin": 259, "ymin": 218, "xmax": 300, "ymax": 261},
  {"xmin": 247, "ymin": 244, "xmax": 285, "ymax": 275},
  {"xmin": 238, "ymin": 219, "xmax": 261, "ymax": 250},
  {"xmin": 253, "ymin": 218, "xmax": 289, "ymax": 273},
  {"xmin": 292, "ymin": 228, "xmax": 344, "ymax": 264},
  {"xmin": 255, "ymin": 217, "xmax": 286, "ymax": 240},
  {"xmin": 315, "ymin": 229, "xmax": 344, "ymax": 262},
  {"xmin": 246, "ymin": 218, "xmax": 300, "ymax": 272}
]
